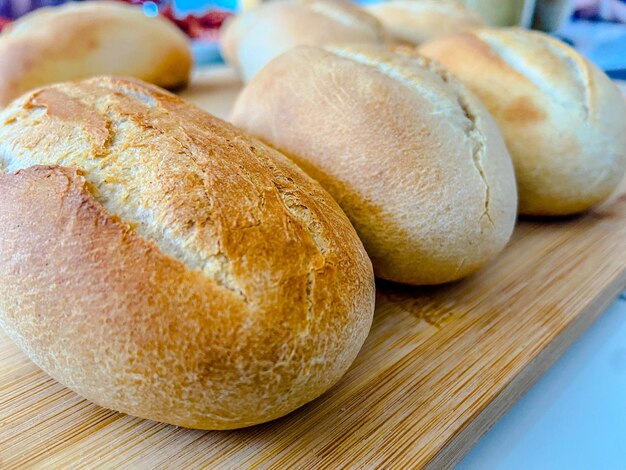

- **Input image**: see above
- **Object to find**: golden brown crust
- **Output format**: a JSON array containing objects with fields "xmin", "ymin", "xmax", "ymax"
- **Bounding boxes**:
[
  {"xmin": 366, "ymin": 0, "xmax": 484, "ymax": 45},
  {"xmin": 0, "ymin": 1, "xmax": 192, "ymax": 107},
  {"xmin": 231, "ymin": 45, "xmax": 517, "ymax": 285},
  {"xmin": 0, "ymin": 77, "xmax": 375, "ymax": 429},
  {"xmin": 219, "ymin": 0, "xmax": 386, "ymax": 81},
  {"xmin": 420, "ymin": 28, "xmax": 626, "ymax": 215}
]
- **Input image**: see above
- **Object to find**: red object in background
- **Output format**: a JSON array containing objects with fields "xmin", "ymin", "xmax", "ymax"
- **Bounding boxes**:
[
  {"xmin": 0, "ymin": 16, "xmax": 11, "ymax": 31},
  {"xmin": 118, "ymin": 0, "xmax": 232, "ymax": 40},
  {"xmin": 161, "ymin": 7, "xmax": 232, "ymax": 40}
]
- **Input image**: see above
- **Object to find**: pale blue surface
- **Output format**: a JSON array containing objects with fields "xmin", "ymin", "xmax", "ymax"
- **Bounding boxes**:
[
  {"xmin": 560, "ymin": 20, "xmax": 626, "ymax": 75},
  {"xmin": 457, "ymin": 294, "xmax": 626, "ymax": 470}
]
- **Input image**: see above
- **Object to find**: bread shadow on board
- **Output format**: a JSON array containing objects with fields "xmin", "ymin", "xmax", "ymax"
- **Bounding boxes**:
[
  {"xmin": 370, "ymin": 184, "xmax": 626, "ymax": 330},
  {"xmin": 375, "ymin": 279, "xmax": 462, "ymax": 329},
  {"xmin": 205, "ymin": 287, "xmax": 457, "ymax": 440}
]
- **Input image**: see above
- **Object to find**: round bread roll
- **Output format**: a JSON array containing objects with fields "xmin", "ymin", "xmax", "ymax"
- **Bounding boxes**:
[
  {"xmin": 0, "ymin": 1, "xmax": 192, "ymax": 107},
  {"xmin": 366, "ymin": 0, "xmax": 484, "ymax": 45},
  {"xmin": 231, "ymin": 45, "xmax": 517, "ymax": 285},
  {"xmin": 420, "ymin": 28, "xmax": 626, "ymax": 215},
  {"xmin": 219, "ymin": 0, "xmax": 386, "ymax": 81},
  {"xmin": 0, "ymin": 77, "xmax": 375, "ymax": 430}
]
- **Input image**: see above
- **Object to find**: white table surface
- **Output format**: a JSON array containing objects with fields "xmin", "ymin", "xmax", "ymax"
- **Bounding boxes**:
[{"xmin": 457, "ymin": 293, "xmax": 626, "ymax": 469}]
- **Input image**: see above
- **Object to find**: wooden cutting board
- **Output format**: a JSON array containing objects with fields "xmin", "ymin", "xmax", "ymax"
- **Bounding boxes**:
[{"xmin": 1, "ymin": 68, "xmax": 625, "ymax": 469}]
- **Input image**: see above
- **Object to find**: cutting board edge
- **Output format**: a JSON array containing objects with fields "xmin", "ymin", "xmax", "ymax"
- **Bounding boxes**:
[{"xmin": 427, "ymin": 268, "xmax": 626, "ymax": 470}]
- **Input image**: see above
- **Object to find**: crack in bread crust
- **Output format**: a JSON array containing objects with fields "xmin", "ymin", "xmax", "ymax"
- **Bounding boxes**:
[
  {"xmin": 0, "ymin": 119, "xmax": 249, "ymax": 302},
  {"xmin": 325, "ymin": 45, "xmax": 493, "ymax": 226},
  {"xmin": 430, "ymin": 61, "xmax": 494, "ymax": 226},
  {"xmin": 243, "ymin": 140, "xmax": 330, "ymax": 343},
  {"xmin": 0, "ymin": 78, "xmax": 333, "ymax": 303},
  {"xmin": 245, "ymin": 141, "xmax": 330, "ymax": 257},
  {"xmin": 478, "ymin": 29, "xmax": 593, "ymax": 119},
  {"xmin": 534, "ymin": 32, "xmax": 592, "ymax": 117}
]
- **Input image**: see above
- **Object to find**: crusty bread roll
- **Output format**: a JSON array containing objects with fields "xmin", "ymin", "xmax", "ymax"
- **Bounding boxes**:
[
  {"xmin": 220, "ymin": 0, "xmax": 386, "ymax": 81},
  {"xmin": 0, "ymin": 77, "xmax": 375, "ymax": 430},
  {"xmin": 231, "ymin": 45, "xmax": 517, "ymax": 285},
  {"xmin": 366, "ymin": 0, "xmax": 484, "ymax": 45},
  {"xmin": 420, "ymin": 28, "xmax": 626, "ymax": 215},
  {"xmin": 0, "ymin": 1, "xmax": 192, "ymax": 107}
]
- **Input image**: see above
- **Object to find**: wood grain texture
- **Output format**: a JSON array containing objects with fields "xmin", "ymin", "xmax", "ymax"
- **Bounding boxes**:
[{"xmin": 0, "ymin": 67, "xmax": 625, "ymax": 469}]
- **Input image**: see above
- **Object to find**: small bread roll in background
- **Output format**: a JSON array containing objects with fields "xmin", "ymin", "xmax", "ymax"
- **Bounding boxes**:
[
  {"xmin": 232, "ymin": 45, "xmax": 517, "ymax": 285},
  {"xmin": 420, "ymin": 28, "xmax": 626, "ymax": 216},
  {"xmin": 220, "ymin": 0, "xmax": 386, "ymax": 81},
  {"xmin": 366, "ymin": 0, "xmax": 484, "ymax": 45},
  {"xmin": 0, "ymin": 1, "xmax": 192, "ymax": 107}
]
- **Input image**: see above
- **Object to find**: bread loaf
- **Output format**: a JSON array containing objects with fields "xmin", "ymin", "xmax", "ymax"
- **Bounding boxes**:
[
  {"xmin": 0, "ymin": 1, "xmax": 192, "ymax": 107},
  {"xmin": 220, "ymin": 0, "xmax": 386, "ymax": 81},
  {"xmin": 231, "ymin": 45, "xmax": 517, "ymax": 285},
  {"xmin": 366, "ymin": 0, "xmax": 484, "ymax": 45},
  {"xmin": 0, "ymin": 77, "xmax": 375, "ymax": 430},
  {"xmin": 420, "ymin": 28, "xmax": 626, "ymax": 215}
]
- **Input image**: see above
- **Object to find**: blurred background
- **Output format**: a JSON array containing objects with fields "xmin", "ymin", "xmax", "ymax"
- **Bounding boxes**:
[{"xmin": 0, "ymin": 0, "xmax": 624, "ymax": 76}]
